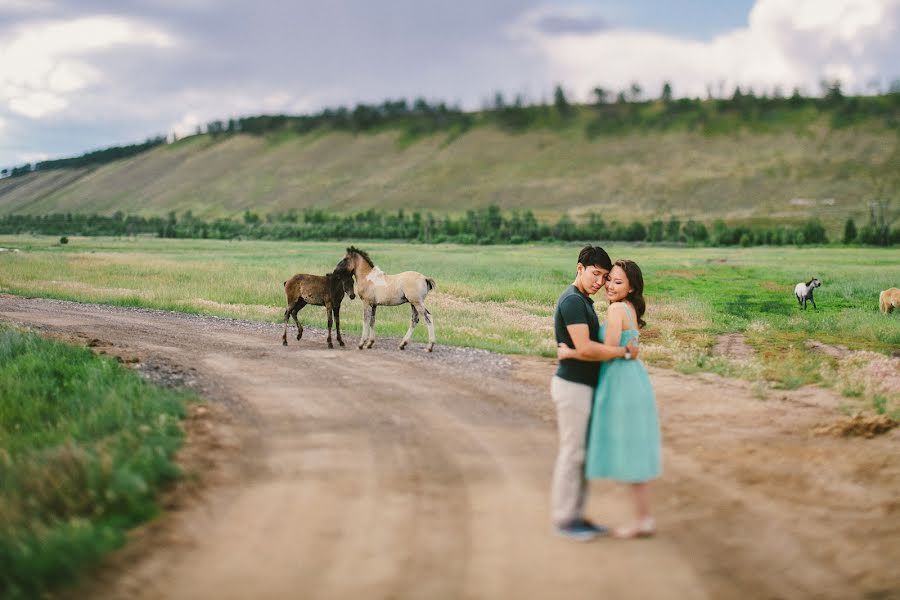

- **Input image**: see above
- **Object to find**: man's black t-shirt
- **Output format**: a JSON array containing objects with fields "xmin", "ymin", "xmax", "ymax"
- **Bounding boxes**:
[{"xmin": 554, "ymin": 284, "xmax": 600, "ymax": 387}]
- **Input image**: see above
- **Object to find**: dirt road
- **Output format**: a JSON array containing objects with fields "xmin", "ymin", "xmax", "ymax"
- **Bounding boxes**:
[{"xmin": 1, "ymin": 295, "xmax": 898, "ymax": 600}]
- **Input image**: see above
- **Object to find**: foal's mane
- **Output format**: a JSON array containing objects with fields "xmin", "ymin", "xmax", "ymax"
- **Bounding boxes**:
[
  {"xmin": 329, "ymin": 268, "xmax": 352, "ymax": 281},
  {"xmin": 346, "ymin": 246, "xmax": 374, "ymax": 268}
]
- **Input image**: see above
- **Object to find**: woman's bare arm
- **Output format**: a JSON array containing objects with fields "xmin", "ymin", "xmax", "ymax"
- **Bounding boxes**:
[
  {"xmin": 559, "ymin": 303, "xmax": 638, "ymax": 362},
  {"xmin": 603, "ymin": 302, "xmax": 626, "ymax": 346}
]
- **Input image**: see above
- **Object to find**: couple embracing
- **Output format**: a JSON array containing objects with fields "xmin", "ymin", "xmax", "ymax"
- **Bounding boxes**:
[{"xmin": 550, "ymin": 245, "xmax": 661, "ymax": 541}]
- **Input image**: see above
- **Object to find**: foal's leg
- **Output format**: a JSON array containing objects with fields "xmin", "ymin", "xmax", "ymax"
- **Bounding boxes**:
[
  {"xmin": 293, "ymin": 300, "xmax": 307, "ymax": 339},
  {"xmin": 399, "ymin": 304, "xmax": 420, "ymax": 350},
  {"xmin": 810, "ymin": 294, "xmax": 817, "ymax": 310},
  {"xmin": 282, "ymin": 305, "xmax": 292, "ymax": 345},
  {"xmin": 421, "ymin": 304, "xmax": 435, "ymax": 352},
  {"xmin": 366, "ymin": 305, "xmax": 377, "ymax": 349},
  {"xmin": 325, "ymin": 303, "xmax": 334, "ymax": 348},
  {"xmin": 359, "ymin": 304, "xmax": 372, "ymax": 349},
  {"xmin": 334, "ymin": 304, "xmax": 344, "ymax": 346}
]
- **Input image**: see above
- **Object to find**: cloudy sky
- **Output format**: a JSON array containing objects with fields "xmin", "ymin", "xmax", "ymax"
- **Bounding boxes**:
[{"xmin": 1, "ymin": 0, "xmax": 898, "ymax": 168}]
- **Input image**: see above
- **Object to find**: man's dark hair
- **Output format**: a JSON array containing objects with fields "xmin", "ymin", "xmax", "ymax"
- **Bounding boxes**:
[{"xmin": 577, "ymin": 245, "xmax": 612, "ymax": 270}]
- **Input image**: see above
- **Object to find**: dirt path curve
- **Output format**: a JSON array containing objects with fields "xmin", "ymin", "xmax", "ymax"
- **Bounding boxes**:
[{"xmin": 2, "ymin": 295, "xmax": 898, "ymax": 600}]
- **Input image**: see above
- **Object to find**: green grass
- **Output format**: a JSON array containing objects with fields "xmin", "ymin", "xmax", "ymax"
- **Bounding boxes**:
[
  {"xmin": 1, "ymin": 235, "xmax": 897, "ymax": 412},
  {"xmin": 0, "ymin": 121, "xmax": 896, "ymax": 236},
  {"xmin": 0, "ymin": 324, "xmax": 192, "ymax": 599}
]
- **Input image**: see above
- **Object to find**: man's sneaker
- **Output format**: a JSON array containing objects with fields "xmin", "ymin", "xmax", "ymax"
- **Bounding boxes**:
[
  {"xmin": 579, "ymin": 519, "xmax": 610, "ymax": 536},
  {"xmin": 554, "ymin": 519, "xmax": 609, "ymax": 542}
]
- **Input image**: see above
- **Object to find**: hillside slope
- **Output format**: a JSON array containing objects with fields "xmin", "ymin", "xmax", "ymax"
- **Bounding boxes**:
[{"xmin": 1, "ymin": 124, "xmax": 897, "ymax": 227}]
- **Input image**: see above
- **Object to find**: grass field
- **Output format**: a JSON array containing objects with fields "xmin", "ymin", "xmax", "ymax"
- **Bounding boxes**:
[
  {"xmin": 0, "ymin": 324, "xmax": 192, "ymax": 599},
  {"xmin": 1, "ymin": 235, "xmax": 898, "ymax": 415},
  {"xmin": 1, "ymin": 122, "xmax": 897, "ymax": 236}
]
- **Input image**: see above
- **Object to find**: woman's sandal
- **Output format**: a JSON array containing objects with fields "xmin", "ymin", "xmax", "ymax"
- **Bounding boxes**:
[{"xmin": 613, "ymin": 517, "xmax": 656, "ymax": 539}]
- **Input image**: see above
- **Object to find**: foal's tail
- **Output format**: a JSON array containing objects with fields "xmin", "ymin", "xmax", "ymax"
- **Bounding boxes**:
[{"xmin": 425, "ymin": 277, "xmax": 436, "ymax": 292}]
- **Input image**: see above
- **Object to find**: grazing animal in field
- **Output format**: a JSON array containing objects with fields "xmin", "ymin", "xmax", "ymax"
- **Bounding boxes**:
[
  {"xmin": 282, "ymin": 270, "xmax": 355, "ymax": 348},
  {"xmin": 880, "ymin": 287, "xmax": 900, "ymax": 314},
  {"xmin": 794, "ymin": 277, "xmax": 822, "ymax": 310},
  {"xmin": 334, "ymin": 246, "xmax": 436, "ymax": 352}
]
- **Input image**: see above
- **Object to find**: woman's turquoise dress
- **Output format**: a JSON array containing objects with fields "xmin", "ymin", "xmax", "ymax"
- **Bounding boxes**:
[{"xmin": 585, "ymin": 308, "xmax": 661, "ymax": 482}]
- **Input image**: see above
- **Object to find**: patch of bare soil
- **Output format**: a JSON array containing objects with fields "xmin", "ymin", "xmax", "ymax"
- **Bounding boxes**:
[
  {"xmin": 805, "ymin": 339, "xmax": 851, "ymax": 359},
  {"xmin": 1, "ymin": 294, "xmax": 898, "ymax": 600},
  {"xmin": 712, "ymin": 333, "xmax": 755, "ymax": 360},
  {"xmin": 814, "ymin": 413, "xmax": 899, "ymax": 438}
]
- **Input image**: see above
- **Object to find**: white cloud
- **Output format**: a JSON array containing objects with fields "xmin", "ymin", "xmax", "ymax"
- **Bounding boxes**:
[
  {"xmin": 0, "ymin": 0, "xmax": 56, "ymax": 12},
  {"xmin": 169, "ymin": 112, "xmax": 203, "ymax": 139},
  {"xmin": 13, "ymin": 151, "xmax": 50, "ymax": 164},
  {"xmin": 164, "ymin": 87, "xmax": 346, "ymax": 139},
  {"xmin": 8, "ymin": 91, "xmax": 68, "ymax": 118},
  {"xmin": 749, "ymin": 0, "xmax": 899, "ymax": 88},
  {"xmin": 510, "ymin": 0, "xmax": 900, "ymax": 99},
  {"xmin": 2, "ymin": 1, "xmax": 899, "ymax": 168},
  {"xmin": 0, "ymin": 15, "xmax": 176, "ymax": 118}
]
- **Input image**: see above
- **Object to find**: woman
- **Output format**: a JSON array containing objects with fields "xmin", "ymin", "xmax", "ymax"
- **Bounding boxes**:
[{"xmin": 557, "ymin": 259, "xmax": 661, "ymax": 538}]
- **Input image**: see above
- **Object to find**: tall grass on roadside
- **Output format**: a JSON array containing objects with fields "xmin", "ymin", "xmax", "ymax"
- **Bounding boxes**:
[{"xmin": 0, "ymin": 326, "xmax": 191, "ymax": 599}]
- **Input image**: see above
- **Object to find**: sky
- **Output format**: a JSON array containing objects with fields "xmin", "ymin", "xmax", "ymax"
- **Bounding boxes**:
[{"xmin": 1, "ymin": 0, "xmax": 898, "ymax": 168}]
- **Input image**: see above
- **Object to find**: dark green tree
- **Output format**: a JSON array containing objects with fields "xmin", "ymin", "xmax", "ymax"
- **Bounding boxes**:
[
  {"xmin": 665, "ymin": 216, "xmax": 681, "ymax": 241},
  {"xmin": 661, "ymin": 82, "xmax": 673, "ymax": 104},
  {"xmin": 554, "ymin": 214, "xmax": 576, "ymax": 239},
  {"xmin": 843, "ymin": 218, "xmax": 858, "ymax": 243},
  {"xmin": 629, "ymin": 82, "xmax": 642, "ymax": 102},
  {"xmin": 554, "ymin": 85, "xmax": 572, "ymax": 117},
  {"xmin": 682, "ymin": 220, "xmax": 708, "ymax": 243},
  {"xmin": 592, "ymin": 86, "xmax": 610, "ymax": 105},
  {"xmin": 821, "ymin": 79, "xmax": 844, "ymax": 106},
  {"xmin": 626, "ymin": 221, "xmax": 647, "ymax": 241}
]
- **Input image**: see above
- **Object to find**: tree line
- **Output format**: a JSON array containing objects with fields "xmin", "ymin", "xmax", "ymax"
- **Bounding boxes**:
[
  {"xmin": 2, "ymin": 208, "xmax": 896, "ymax": 246},
  {"xmin": 4, "ymin": 81, "xmax": 898, "ymax": 177},
  {"xmin": 1, "ymin": 137, "xmax": 167, "ymax": 178}
]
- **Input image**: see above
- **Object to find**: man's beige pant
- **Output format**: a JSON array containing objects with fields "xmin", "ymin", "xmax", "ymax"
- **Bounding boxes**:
[{"xmin": 550, "ymin": 375, "xmax": 594, "ymax": 526}]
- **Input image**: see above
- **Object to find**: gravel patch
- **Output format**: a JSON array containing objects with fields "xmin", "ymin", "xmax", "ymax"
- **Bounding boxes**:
[
  {"xmin": 135, "ymin": 357, "xmax": 203, "ymax": 390},
  {"xmin": 9, "ymin": 296, "xmax": 516, "ymax": 379}
]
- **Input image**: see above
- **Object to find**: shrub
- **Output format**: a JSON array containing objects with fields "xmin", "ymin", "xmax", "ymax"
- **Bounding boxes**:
[{"xmin": 843, "ymin": 218, "xmax": 858, "ymax": 243}]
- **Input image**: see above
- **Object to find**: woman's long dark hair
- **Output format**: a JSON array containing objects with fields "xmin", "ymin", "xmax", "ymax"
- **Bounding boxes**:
[{"xmin": 615, "ymin": 259, "xmax": 646, "ymax": 329}]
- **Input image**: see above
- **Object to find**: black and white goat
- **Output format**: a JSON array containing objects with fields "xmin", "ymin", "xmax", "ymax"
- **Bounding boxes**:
[{"xmin": 794, "ymin": 278, "xmax": 821, "ymax": 310}]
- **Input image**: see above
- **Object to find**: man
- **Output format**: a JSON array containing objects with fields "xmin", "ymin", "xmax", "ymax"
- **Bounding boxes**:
[{"xmin": 551, "ymin": 244, "xmax": 638, "ymax": 541}]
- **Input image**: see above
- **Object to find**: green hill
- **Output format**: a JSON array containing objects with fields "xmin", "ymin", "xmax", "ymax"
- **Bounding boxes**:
[{"xmin": 1, "ymin": 113, "xmax": 897, "ymax": 233}]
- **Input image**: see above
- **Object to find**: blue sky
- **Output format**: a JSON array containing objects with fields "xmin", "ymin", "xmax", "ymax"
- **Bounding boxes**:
[
  {"xmin": 560, "ymin": 0, "xmax": 756, "ymax": 38},
  {"xmin": 0, "ymin": 0, "xmax": 897, "ymax": 169}
]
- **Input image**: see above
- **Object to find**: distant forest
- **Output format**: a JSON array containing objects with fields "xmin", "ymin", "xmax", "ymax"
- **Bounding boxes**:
[
  {"xmin": 3, "ymin": 80, "xmax": 899, "ymax": 178},
  {"xmin": 1, "ymin": 206, "xmax": 896, "ymax": 246},
  {"xmin": 2, "ymin": 137, "xmax": 167, "ymax": 177}
]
